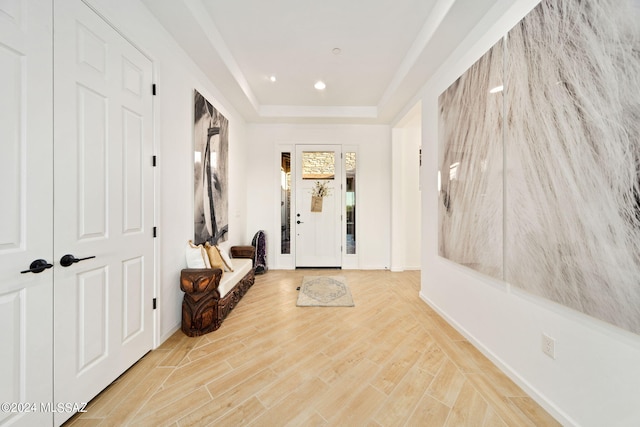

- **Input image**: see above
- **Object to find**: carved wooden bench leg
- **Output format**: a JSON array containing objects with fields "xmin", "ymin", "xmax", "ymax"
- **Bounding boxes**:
[
  {"xmin": 180, "ymin": 268, "xmax": 223, "ymax": 337},
  {"xmin": 180, "ymin": 255, "xmax": 256, "ymax": 337}
]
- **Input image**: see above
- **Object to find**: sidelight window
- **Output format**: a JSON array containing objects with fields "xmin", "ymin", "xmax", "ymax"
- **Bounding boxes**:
[
  {"xmin": 346, "ymin": 152, "xmax": 356, "ymax": 254},
  {"xmin": 280, "ymin": 152, "xmax": 291, "ymax": 254}
]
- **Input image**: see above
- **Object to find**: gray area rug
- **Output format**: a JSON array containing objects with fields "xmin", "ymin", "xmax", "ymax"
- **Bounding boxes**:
[{"xmin": 296, "ymin": 276, "xmax": 354, "ymax": 307}]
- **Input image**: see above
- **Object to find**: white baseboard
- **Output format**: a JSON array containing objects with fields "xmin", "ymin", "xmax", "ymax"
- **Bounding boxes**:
[
  {"xmin": 418, "ymin": 292, "xmax": 577, "ymax": 427},
  {"xmin": 158, "ymin": 323, "xmax": 181, "ymax": 348}
]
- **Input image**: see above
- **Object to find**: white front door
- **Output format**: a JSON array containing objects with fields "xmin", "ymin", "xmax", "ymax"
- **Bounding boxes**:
[
  {"xmin": 295, "ymin": 145, "xmax": 343, "ymax": 267},
  {"xmin": 0, "ymin": 1, "xmax": 54, "ymax": 425},
  {"xmin": 53, "ymin": 1, "xmax": 155, "ymax": 424}
]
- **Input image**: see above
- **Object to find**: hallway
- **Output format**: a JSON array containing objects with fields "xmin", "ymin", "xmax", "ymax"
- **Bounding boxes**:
[{"xmin": 65, "ymin": 269, "xmax": 557, "ymax": 426}]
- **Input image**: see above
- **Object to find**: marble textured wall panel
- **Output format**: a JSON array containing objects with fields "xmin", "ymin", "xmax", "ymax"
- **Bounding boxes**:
[
  {"xmin": 439, "ymin": 0, "xmax": 640, "ymax": 334},
  {"xmin": 504, "ymin": 0, "xmax": 640, "ymax": 333},
  {"xmin": 438, "ymin": 38, "xmax": 504, "ymax": 280}
]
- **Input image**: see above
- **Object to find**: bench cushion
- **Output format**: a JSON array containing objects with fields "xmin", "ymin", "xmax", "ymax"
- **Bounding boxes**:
[{"xmin": 218, "ymin": 258, "xmax": 253, "ymax": 298}]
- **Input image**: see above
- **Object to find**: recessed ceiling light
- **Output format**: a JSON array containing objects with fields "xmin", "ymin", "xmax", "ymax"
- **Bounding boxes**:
[
  {"xmin": 332, "ymin": 47, "xmax": 342, "ymax": 55},
  {"xmin": 314, "ymin": 80, "xmax": 326, "ymax": 90},
  {"xmin": 269, "ymin": 75, "xmax": 277, "ymax": 82}
]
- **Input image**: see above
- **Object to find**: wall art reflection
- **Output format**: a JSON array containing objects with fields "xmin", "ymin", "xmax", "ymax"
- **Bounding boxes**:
[
  {"xmin": 193, "ymin": 90, "xmax": 229, "ymax": 245},
  {"xmin": 439, "ymin": 0, "xmax": 640, "ymax": 334}
]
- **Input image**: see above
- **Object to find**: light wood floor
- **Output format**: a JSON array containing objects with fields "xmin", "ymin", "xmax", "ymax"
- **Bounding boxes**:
[{"xmin": 65, "ymin": 269, "xmax": 559, "ymax": 426}]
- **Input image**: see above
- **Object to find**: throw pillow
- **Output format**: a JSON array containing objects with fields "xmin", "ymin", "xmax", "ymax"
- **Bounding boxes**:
[
  {"xmin": 204, "ymin": 242, "xmax": 225, "ymax": 271},
  {"xmin": 216, "ymin": 246, "xmax": 234, "ymax": 272},
  {"xmin": 185, "ymin": 240, "xmax": 210, "ymax": 268}
]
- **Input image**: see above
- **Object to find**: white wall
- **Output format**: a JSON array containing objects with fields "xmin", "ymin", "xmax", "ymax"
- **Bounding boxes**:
[
  {"xmin": 245, "ymin": 124, "xmax": 392, "ymax": 270},
  {"xmin": 416, "ymin": 0, "xmax": 640, "ymax": 425},
  {"xmin": 391, "ymin": 104, "xmax": 422, "ymax": 271},
  {"xmin": 85, "ymin": 0, "xmax": 250, "ymax": 343}
]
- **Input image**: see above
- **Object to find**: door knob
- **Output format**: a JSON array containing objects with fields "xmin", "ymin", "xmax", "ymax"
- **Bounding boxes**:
[
  {"xmin": 20, "ymin": 259, "xmax": 54, "ymax": 274},
  {"xmin": 60, "ymin": 254, "xmax": 96, "ymax": 267},
  {"xmin": 297, "ymin": 220, "xmax": 303, "ymax": 224}
]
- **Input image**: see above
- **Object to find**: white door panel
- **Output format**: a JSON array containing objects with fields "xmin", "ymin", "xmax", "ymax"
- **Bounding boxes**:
[
  {"xmin": 53, "ymin": 1, "xmax": 154, "ymax": 424},
  {"xmin": 122, "ymin": 256, "xmax": 145, "ymax": 342},
  {"xmin": 295, "ymin": 145, "xmax": 342, "ymax": 267},
  {"xmin": 0, "ymin": 0, "xmax": 54, "ymax": 425}
]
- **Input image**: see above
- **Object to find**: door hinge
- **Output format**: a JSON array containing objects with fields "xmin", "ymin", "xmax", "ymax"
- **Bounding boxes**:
[
  {"xmin": 152, "ymin": 84, "xmax": 157, "ymax": 95},
  {"xmin": 153, "ymin": 298, "xmax": 157, "ymax": 310},
  {"xmin": 153, "ymin": 226, "xmax": 157, "ymax": 238},
  {"xmin": 152, "ymin": 155, "xmax": 157, "ymax": 167}
]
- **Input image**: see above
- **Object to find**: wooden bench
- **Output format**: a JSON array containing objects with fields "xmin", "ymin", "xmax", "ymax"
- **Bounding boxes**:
[{"xmin": 180, "ymin": 246, "xmax": 255, "ymax": 337}]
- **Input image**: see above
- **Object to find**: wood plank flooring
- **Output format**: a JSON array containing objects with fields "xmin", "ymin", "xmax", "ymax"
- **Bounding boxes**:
[{"xmin": 65, "ymin": 269, "xmax": 559, "ymax": 426}]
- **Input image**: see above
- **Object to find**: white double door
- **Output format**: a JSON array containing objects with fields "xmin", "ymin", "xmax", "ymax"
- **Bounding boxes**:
[
  {"xmin": 295, "ymin": 145, "xmax": 343, "ymax": 267},
  {"xmin": 0, "ymin": 0, "xmax": 155, "ymax": 425}
]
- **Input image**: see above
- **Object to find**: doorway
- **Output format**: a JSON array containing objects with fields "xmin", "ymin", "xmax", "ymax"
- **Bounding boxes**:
[
  {"xmin": 391, "ymin": 102, "xmax": 422, "ymax": 271},
  {"xmin": 294, "ymin": 145, "xmax": 343, "ymax": 267}
]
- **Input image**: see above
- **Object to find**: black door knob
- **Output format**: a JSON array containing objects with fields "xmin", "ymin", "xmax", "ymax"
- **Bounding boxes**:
[
  {"xmin": 20, "ymin": 259, "xmax": 54, "ymax": 274},
  {"xmin": 60, "ymin": 254, "xmax": 96, "ymax": 267},
  {"xmin": 297, "ymin": 220, "xmax": 303, "ymax": 224}
]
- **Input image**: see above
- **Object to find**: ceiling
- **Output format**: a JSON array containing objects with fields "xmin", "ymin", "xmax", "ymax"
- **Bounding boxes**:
[{"xmin": 141, "ymin": 0, "xmax": 502, "ymax": 124}]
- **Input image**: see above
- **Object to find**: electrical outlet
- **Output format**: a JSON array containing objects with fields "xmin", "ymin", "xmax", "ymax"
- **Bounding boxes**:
[{"xmin": 541, "ymin": 333, "xmax": 556, "ymax": 359}]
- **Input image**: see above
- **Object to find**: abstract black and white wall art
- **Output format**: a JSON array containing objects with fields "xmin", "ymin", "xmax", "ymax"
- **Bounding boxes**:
[
  {"xmin": 439, "ymin": 0, "xmax": 640, "ymax": 334},
  {"xmin": 193, "ymin": 90, "xmax": 229, "ymax": 245}
]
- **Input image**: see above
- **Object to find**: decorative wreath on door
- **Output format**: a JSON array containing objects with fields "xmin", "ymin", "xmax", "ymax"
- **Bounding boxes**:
[{"xmin": 311, "ymin": 181, "xmax": 331, "ymax": 212}]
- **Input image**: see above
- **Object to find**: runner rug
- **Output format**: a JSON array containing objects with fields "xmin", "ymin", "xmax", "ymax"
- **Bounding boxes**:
[{"xmin": 296, "ymin": 276, "xmax": 354, "ymax": 307}]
